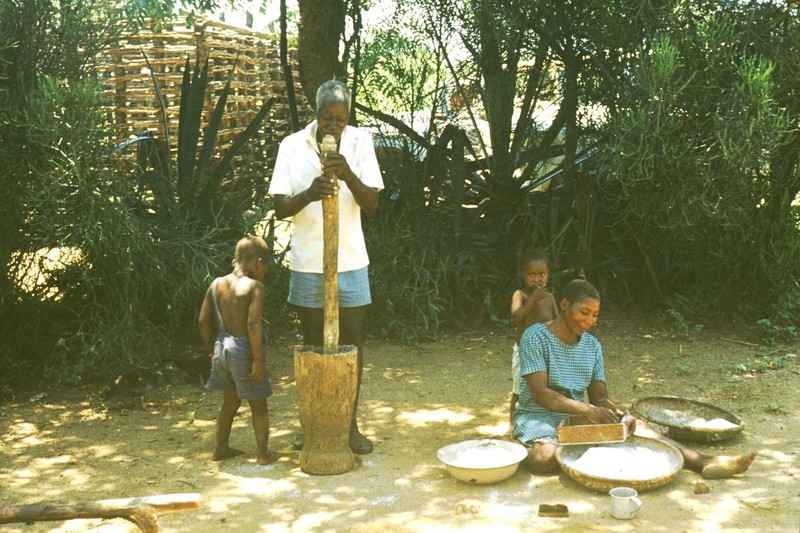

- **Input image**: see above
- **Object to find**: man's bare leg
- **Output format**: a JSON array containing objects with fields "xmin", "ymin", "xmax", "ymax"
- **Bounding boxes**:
[{"xmin": 341, "ymin": 307, "xmax": 373, "ymax": 454}]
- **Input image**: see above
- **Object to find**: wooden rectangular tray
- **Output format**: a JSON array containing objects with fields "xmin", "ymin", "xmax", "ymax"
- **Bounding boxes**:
[{"xmin": 557, "ymin": 415, "xmax": 629, "ymax": 445}]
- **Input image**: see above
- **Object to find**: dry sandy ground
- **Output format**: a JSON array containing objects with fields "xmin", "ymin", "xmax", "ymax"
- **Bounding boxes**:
[{"xmin": 2, "ymin": 309, "xmax": 799, "ymax": 532}]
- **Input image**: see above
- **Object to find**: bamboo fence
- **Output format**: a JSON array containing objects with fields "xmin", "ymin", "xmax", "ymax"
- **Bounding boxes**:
[{"xmin": 96, "ymin": 16, "xmax": 312, "ymax": 204}]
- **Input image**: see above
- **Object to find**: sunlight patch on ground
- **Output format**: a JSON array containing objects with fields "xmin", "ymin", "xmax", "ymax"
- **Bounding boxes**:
[
  {"xmin": 381, "ymin": 367, "xmax": 420, "ymax": 380},
  {"xmin": 373, "ymin": 405, "xmax": 395, "ymax": 415},
  {"xmin": 9, "ymin": 421, "xmax": 39, "ymax": 435},
  {"xmin": 56, "ymin": 468, "xmax": 92, "ymax": 488},
  {"xmin": 396, "ymin": 407, "xmax": 474, "ymax": 427},
  {"xmin": 83, "ymin": 444, "xmax": 116, "ymax": 458},
  {"xmin": 174, "ymin": 418, "xmax": 215, "ymax": 430},
  {"xmin": 8, "ymin": 422, "xmax": 55, "ymax": 447},
  {"xmin": 204, "ymin": 494, "xmax": 252, "ymax": 513},
  {"xmin": 293, "ymin": 511, "xmax": 341, "ymax": 532},
  {"xmin": 667, "ymin": 486, "xmax": 763, "ymax": 533},
  {"xmin": 475, "ymin": 422, "xmax": 508, "ymax": 435},
  {"xmin": 215, "ymin": 469, "xmax": 296, "ymax": 493},
  {"xmin": 636, "ymin": 375, "xmax": 656, "ymax": 385},
  {"xmin": 407, "ymin": 463, "xmax": 445, "ymax": 482},
  {"xmin": 315, "ymin": 493, "xmax": 350, "ymax": 505},
  {"xmin": 77, "ymin": 408, "xmax": 105, "ymax": 422}
]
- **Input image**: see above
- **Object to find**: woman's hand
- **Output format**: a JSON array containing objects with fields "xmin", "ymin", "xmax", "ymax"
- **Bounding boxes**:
[{"xmin": 587, "ymin": 405, "xmax": 620, "ymax": 424}]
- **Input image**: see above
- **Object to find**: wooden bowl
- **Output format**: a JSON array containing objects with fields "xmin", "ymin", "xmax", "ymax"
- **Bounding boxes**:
[
  {"xmin": 437, "ymin": 439, "xmax": 528, "ymax": 485},
  {"xmin": 631, "ymin": 396, "xmax": 744, "ymax": 443},
  {"xmin": 556, "ymin": 436, "xmax": 683, "ymax": 493}
]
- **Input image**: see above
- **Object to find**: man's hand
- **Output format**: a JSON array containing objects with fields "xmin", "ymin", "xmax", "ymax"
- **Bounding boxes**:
[
  {"xmin": 307, "ymin": 175, "xmax": 339, "ymax": 201},
  {"xmin": 322, "ymin": 152, "xmax": 356, "ymax": 185}
]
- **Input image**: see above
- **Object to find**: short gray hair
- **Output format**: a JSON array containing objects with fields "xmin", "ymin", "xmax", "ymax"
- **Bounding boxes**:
[{"xmin": 316, "ymin": 80, "xmax": 351, "ymax": 113}]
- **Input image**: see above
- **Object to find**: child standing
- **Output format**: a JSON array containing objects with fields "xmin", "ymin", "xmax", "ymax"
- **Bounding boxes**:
[
  {"xmin": 509, "ymin": 249, "xmax": 558, "ymax": 426},
  {"xmin": 199, "ymin": 236, "xmax": 278, "ymax": 465}
]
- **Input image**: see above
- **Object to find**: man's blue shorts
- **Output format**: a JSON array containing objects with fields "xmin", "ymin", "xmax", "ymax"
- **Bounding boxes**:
[{"xmin": 288, "ymin": 267, "xmax": 371, "ymax": 308}]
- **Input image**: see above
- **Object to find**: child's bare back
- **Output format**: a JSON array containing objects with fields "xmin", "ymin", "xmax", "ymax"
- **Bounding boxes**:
[{"xmin": 213, "ymin": 272, "xmax": 263, "ymax": 338}]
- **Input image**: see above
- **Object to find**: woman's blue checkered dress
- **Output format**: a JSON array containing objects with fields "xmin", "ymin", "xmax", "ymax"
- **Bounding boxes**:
[{"xmin": 512, "ymin": 323, "xmax": 606, "ymax": 445}]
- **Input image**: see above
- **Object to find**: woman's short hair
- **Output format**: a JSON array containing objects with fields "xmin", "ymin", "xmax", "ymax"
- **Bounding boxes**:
[
  {"xmin": 561, "ymin": 279, "xmax": 600, "ymax": 304},
  {"xmin": 316, "ymin": 79, "xmax": 351, "ymax": 113}
]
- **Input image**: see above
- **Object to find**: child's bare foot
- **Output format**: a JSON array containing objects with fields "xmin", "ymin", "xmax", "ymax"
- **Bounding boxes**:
[
  {"xmin": 702, "ymin": 452, "xmax": 756, "ymax": 479},
  {"xmin": 212, "ymin": 447, "xmax": 245, "ymax": 461},
  {"xmin": 256, "ymin": 451, "xmax": 281, "ymax": 465}
]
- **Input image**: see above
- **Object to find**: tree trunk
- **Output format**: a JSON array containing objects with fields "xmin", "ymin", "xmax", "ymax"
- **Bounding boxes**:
[
  {"xmin": 297, "ymin": 0, "xmax": 346, "ymax": 110},
  {"xmin": 280, "ymin": 0, "xmax": 300, "ymax": 132}
]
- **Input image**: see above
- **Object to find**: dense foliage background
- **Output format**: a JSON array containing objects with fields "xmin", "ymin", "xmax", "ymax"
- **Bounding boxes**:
[{"xmin": 0, "ymin": 0, "xmax": 797, "ymax": 393}]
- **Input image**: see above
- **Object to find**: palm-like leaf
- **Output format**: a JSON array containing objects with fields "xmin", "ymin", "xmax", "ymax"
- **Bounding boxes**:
[
  {"xmin": 205, "ymin": 96, "xmax": 276, "ymax": 195},
  {"xmin": 177, "ymin": 55, "xmax": 208, "ymax": 201},
  {"xmin": 141, "ymin": 49, "xmax": 172, "ymax": 177},
  {"xmin": 196, "ymin": 55, "xmax": 240, "ymax": 180}
]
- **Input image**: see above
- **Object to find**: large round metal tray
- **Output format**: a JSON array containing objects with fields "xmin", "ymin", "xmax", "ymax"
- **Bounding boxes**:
[
  {"xmin": 556, "ymin": 436, "xmax": 683, "ymax": 492},
  {"xmin": 631, "ymin": 396, "xmax": 744, "ymax": 443}
]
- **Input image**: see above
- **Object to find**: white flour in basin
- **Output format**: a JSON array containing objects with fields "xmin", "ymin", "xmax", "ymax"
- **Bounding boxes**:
[
  {"xmin": 567, "ymin": 445, "xmax": 678, "ymax": 480},
  {"xmin": 450, "ymin": 445, "xmax": 521, "ymax": 468},
  {"xmin": 685, "ymin": 417, "xmax": 740, "ymax": 430}
]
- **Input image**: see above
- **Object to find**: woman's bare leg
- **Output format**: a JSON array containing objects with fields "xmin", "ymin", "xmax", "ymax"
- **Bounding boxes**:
[
  {"xmin": 522, "ymin": 441, "xmax": 560, "ymax": 475},
  {"xmin": 633, "ymin": 420, "xmax": 755, "ymax": 478}
]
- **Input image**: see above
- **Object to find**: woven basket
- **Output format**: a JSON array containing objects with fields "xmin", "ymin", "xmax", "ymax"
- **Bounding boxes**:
[{"xmin": 631, "ymin": 396, "xmax": 744, "ymax": 444}]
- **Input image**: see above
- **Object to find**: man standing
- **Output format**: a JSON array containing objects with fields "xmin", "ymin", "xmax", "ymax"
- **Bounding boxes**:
[{"xmin": 269, "ymin": 80, "xmax": 383, "ymax": 454}]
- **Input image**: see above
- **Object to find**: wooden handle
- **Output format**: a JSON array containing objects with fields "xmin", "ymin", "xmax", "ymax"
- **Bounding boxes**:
[
  {"xmin": 320, "ymin": 135, "xmax": 339, "ymax": 351},
  {"xmin": 322, "ymin": 192, "xmax": 339, "ymax": 350}
]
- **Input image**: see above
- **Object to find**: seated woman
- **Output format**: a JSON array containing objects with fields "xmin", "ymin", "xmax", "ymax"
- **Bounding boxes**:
[{"xmin": 512, "ymin": 279, "xmax": 756, "ymax": 479}]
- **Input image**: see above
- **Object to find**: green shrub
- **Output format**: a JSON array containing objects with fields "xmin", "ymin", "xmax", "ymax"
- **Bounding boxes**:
[
  {"xmin": 599, "ymin": 15, "xmax": 798, "ymax": 315},
  {"xmin": 756, "ymin": 282, "xmax": 800, "ymax": 346}
]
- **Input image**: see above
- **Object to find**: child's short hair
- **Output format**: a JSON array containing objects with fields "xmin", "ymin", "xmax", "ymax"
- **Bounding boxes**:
[
  {"xmin": 517, "ymin": 248, "xmax": 550, "ymax": 272},
  {"xmin": 234, "ymin": 236, "xmax": 271, "ymax": 263},
  {"xmin": 561, "ymin": 279, "xmax": 600, "ymax": 304}
]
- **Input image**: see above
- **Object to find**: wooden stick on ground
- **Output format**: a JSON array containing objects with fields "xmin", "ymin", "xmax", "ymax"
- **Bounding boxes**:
[
  {"xmin": 720, "ymin": 337, "xmax": 759, "ymax": 347},
  {"xmin": 0, "ymin": 493, "xmax": 203, "ymax": 533}
]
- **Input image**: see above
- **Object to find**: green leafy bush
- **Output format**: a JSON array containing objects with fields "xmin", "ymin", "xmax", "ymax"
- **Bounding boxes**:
[
  {"xmin": 756, "ymin": 282, "xmax": 800, "ymax": 346},
  {"xmin": 0, "ymin": 33, "xmax": 274, "ymax": 387},
  {"xmin": 599, "ymin": 13, "xmax": 799, "ymax": 315}
]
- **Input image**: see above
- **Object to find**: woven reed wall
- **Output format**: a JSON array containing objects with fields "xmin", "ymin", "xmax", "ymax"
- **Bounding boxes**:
[{"xmin": 97, "ymin": 16, "xmax": 313, "ymax": 205}]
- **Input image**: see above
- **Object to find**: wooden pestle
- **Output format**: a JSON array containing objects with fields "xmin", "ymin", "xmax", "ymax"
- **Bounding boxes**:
[{"xmin": 320, "ymin": 134, "xmax": 339, "ymax": 351}]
